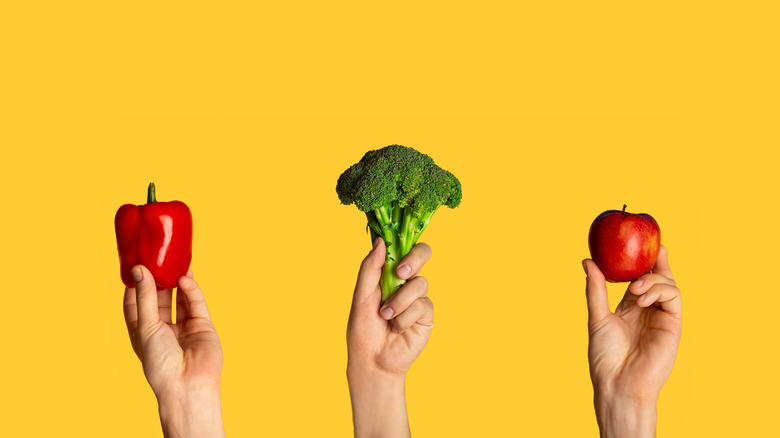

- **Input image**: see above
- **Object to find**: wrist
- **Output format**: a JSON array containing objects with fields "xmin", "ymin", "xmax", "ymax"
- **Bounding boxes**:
[
  {"xmin": 347, "ymin": 362, "xmax": 407, "ymax": 413},
  {"xmin": 347, "ymin": 361, "xmax": 406, "ymax": 387},
  {"xmin": 594, "ymin": 392, "xmax": 657, "ymax": 438},
  {"xmin": 347, "ymin": 362, "xmax": 409, "ymax": 438},
  {"xmin": 157, "ymin": 381, "xmax": 225, "ymax": 438}
]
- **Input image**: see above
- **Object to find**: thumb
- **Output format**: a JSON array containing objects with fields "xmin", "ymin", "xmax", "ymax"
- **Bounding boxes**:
[
  {"xmin": 353, "ymin": 238, "xmax": 385, "ymax": 305},
  {"xmin": 133, "ymin": 265, "xmax": 161, "ymax": 332},
  {"xmin": 583, "ymin": 259, "xmax": 610, "ymax": 323}
]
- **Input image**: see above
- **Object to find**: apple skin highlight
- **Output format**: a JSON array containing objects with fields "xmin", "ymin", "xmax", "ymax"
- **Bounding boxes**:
[{"xmin": 588, "ymin": 205, "xmax": 661, "ymax": 283}]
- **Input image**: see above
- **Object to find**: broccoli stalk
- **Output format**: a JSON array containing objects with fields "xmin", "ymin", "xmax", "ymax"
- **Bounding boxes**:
[
  {"xmin": 337, "ymin": 145, "xmax": 461, "ymax": 302},
  {"xmin": 367, "ymin": 204, "xmax": 438, "ymax": 301}
]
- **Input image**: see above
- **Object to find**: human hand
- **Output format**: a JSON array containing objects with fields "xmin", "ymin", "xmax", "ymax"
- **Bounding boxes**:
[
  {"xmin": 347, "ymin": 238, "xmax": 434, "ymax": 438},
  {"xmin": 584, "ymin": 245, "xmax": 681, "ymax": 438},
  {"xmin": 123, "ymin": 265, "xmax": 225, "ymax": 438}
]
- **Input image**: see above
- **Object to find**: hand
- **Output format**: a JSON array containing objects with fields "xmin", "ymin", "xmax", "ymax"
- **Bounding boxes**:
[
  {"xmin": 123, "ymin": 265, "xmax": 225, "ymax": 438},
  {"xmin": 583, "ymin": 245, "xmax": 681, "ymax": 438},
  {"xmin": 347, "ymin": 238, "xmax": 434, "ymax": 438}
]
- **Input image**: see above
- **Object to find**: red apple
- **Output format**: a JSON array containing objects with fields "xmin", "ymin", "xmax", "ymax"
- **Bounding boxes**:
[{"xmin": 588, "ymin": 205, "xmax": 661, "ymax": 283}]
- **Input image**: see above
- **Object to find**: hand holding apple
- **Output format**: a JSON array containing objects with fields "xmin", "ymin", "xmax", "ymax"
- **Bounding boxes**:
[
  {"xmin": 583, "ymin": 246, "xmax": 682, "ymax": 438},
  {"xmin": 588, "ymin": 205, "xmax": 661, "ymax": 282}
]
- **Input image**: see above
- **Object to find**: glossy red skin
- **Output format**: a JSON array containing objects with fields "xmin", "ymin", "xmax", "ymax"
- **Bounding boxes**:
[
  {"xmin": 115, "ymin": 201, "xmax": 192, "ymax": 289},
  {"xmin": 588, "ymin": 209, "xmax": 660, "ymax": 283}
]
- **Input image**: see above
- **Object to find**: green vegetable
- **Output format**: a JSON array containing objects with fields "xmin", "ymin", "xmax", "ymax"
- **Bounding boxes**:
[{"xmin": 337, "ymin": 144, "xmax": 462, "ymax": 302}]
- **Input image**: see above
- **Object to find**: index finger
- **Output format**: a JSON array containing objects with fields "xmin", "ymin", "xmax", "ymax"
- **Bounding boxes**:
[
  {"xmin": 652, "ymin": 245, "xmax": 675, "ymax": 281},
  {"xmin": 177, "ymin": 274, "xmax": 213, "ymax": 321},
  {"xmin": 176, "ymin": 269, "xmax": 195, "ymax": 324},
  {"xmin": 395, "ymin": 242, "xmax": 432, "ymax": 280}
]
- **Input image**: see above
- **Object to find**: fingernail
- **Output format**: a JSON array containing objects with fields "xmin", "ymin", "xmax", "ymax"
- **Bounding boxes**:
[
  {"xmin": 131, "ymin": 267, "xmax": 143, "ymax": 283},
  {"xmin": 373, "ymin": 238, "xmax": 381, "ymax": 250},
  {"xmin": 635, "ymin": 279, "xmax": 644, "ymax": 288},
  {"xmin": 380, "ymin": 306, "xmax": 394, "ymax": 319},
  {"xmin": 397, "ymin": 264, "xmax": 412, "ymax": 279},
  {"xmin": 392, "ymin": 325, "xmax": 400, "ymax": 334},
  {"xmin": 582, "ymin": 260, "xmax": 588, "ymax": 275}
]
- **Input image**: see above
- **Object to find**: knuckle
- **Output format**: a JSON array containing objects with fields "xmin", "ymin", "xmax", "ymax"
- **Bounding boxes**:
[
  {"xmin": 645, "ymin": 273, "xmax": 672, "ymax": 287},
  {"xmin": 655, "ymin": 273, "xmax": 675, "ymax": 285},
  {"xmin": 646, "ymin": 283, "xmax": 664, "ymax": 294},
  {"xmin": 179, "ymin": 276, "xmax": 195, "ymax": 289},
  {"xmin": 189, "ymin": 298, "xmax": 207, "ymax": 308},
  {"xmin": 412, "ymin": 297, "xmax": 427, "ymax": 312},
  {"xmin": 138, "ymin": 321, "xmax": 163, "ymax": 341}
]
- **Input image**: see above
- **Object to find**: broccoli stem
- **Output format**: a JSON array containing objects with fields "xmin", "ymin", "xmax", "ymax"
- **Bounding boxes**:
[
  {"xmin": 380, "ymin": 238, "xmax": 404, "ymax": 302},
  {"xmin": 368, "ymin": 204, "xmax": 404, "ymax": 302},
  {"xmin": 367, "ymin": 204, "xmax": 441, "ymax": 302}
]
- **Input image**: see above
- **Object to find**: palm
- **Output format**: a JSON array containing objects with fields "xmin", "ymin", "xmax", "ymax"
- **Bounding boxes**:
[
  {"xmin": 124, "ymin": 269, "xmax": 223, "ymax": 397},
  {"xmin": 174, "ymin": 319, "xmax": 222, "ymax": 369},
  {"xmin": 349, "ymin": 286, "xmax": 432, "ymax": 376},
  {"xmin": 589, "ymin": 291, "xmax": 681, "ymax": 400},
  {"xmin": 377, "ymin": 324, "xmax": 431, "ymax": 375},
  {"xmin": 134, "ymin": 316, "xmax": 222, "ymax": 392}
]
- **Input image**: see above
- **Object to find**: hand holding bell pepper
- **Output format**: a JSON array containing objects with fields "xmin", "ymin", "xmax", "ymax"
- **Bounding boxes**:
[{"xmin": 115, "ymin": 183, "xmax": 193, "ymax": 289}]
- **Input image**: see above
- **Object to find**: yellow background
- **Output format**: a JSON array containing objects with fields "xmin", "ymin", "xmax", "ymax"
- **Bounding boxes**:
[{"xmin": 1, "ymin": 1, "xmax": 778, "ymax": 437}]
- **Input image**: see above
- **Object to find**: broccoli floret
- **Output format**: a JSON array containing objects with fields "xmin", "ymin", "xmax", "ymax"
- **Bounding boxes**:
[{"xmin": 337, "ymin": 145, "xmax": 461, "ymax": 302}]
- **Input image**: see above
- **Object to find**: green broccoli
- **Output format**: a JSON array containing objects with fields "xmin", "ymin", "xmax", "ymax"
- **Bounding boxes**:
[{"xmin": 337, "ymin": 144, "xmax": 462, "ymax": 302}]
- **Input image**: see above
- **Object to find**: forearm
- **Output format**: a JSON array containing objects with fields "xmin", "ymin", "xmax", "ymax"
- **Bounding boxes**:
[
  {"xmin": 348, "ymin": 365, "xmax": 409, "ymax": 438},
  {"xmin": 157, "ymin": 383, "xmax": 225, "ymax": 438},
  {"xmin": 594, "ymin": 393, "xmax": 657, "ymax": 438}
]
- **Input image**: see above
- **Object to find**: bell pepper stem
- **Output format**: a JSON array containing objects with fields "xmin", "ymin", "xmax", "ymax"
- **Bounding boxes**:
[{"xmin": 148, "ymin": 182, "xmax": 157, "ymax": 203}]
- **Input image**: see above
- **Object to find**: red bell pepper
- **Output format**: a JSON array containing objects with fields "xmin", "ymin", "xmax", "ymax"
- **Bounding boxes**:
[{"xmin": 115, "ymin": 183, "xmax": 193, "ymax": 289}]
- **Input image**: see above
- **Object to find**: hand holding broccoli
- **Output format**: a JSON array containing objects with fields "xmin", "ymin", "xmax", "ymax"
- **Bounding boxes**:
[{"xmin": 347, "ymin": 238, "xmax": 434, "ymax": 438}]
